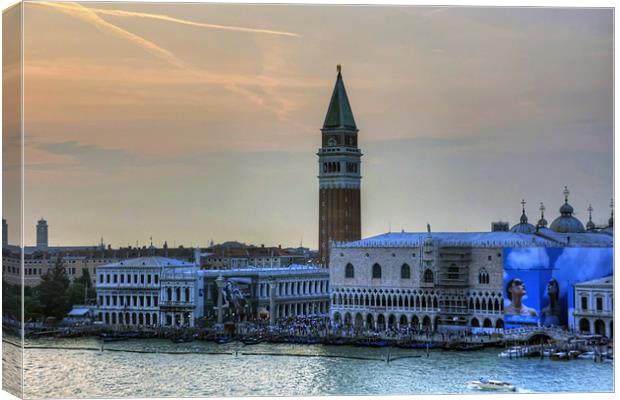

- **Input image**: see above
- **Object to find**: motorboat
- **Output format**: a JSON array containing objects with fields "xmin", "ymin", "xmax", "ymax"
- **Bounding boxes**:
[
  {"xmin": 469, "ymin": 378, "xmax": 516, "ymax": 392},
  {"xmin": 550, "ymin": 352, "xmax": 569, "ymax": 361},
  {"xmin": 498, "ymin": 347, "xmax": 524, "ymax": 358},
  {"xmin": 577, "ymin": 351, "xmax": 595, "ymax": 360}
]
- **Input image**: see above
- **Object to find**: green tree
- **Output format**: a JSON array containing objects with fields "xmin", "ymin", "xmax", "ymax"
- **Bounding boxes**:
[
  {"xmin": 2, "ymin": 281, "xmax": 22, "ymax": 321},
  {"xmin": 65, "ymin": 282, "xmax": 86, "ymax": 308},
  {"xmin": 24, "ymin": 295, "xmax": 44, "ymax": 321},
  {"xmin": 36, "ymin": 257, "xmax": 70, "ymax": 319},
  {"xmin": 76, "ymin": 268, "xmax": 92, "ymax": 288}
]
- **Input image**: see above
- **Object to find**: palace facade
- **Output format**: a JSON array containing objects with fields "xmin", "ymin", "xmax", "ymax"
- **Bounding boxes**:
[{"xmin": 329, "ymin": 192, "xmax": 613, "ymax": 333}]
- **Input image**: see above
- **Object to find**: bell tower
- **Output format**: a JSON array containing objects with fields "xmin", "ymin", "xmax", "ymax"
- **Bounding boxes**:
[{"xmin": 318, "ymin": 65, "xmax": 362, "ymax": 266}]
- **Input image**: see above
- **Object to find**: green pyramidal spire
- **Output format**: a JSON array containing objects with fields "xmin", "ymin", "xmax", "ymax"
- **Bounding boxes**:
[{"xmin": 323, "ymin": 65, "xmax": 357, "ymax": 130}]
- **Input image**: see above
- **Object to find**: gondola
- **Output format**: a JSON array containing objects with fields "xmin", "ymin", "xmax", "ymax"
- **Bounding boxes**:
[
  {"xmin": 242, "ymin": 337, "xmax": 264, "ymax": 345},
  {"xmin": 215, "ymin": 335, "xmax": 234, "ymax": 344}
]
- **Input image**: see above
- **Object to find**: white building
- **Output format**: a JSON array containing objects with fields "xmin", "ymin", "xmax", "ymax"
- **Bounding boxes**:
[
  {"xmin": 329, "ymin": 231, "xmax": 529, "ymax": 332},
  {"xmin": 96, "ymin": 256, "xmax": 196, "ymax": 327},
  {"xmin": 160, "ymin": 267, "xmax": 204, "ymax": 328},
  {"xmin": 199, "ymin": 265, "xmax": 330, "ymax": 324},
  {"xmin": 572, "ymin": 275, "xmax": 613, "ymax": 338}
]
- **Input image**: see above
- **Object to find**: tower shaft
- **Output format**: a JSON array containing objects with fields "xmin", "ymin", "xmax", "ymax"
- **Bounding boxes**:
[{"xmin": 318, "ymin": 67, "xmax": 362, "ymax": 266}]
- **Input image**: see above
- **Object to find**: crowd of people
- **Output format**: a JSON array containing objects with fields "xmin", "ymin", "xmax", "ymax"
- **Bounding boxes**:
[{"xmin": 231, "ymin": 315, "xmax": 502, "ymax": 343}]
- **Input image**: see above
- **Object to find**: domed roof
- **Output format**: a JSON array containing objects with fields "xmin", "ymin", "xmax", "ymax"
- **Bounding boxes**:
[
  {"xmin": 550, "ymin": 187, "xmax": 585, "ymax": 233},
  {"xmin": 536, "ymin": 202, "xmax": 548, "ymax": 229},
  {"xmin": 559, "ymin": 202, "xmax": 574, "ymax": 215},
  {"xmin": 510, "ymin": 199, "xmax": 536, "ymax": 234},
  {"xmin": 510, "ymin": 222, "xmax": 536, "ymax": 234}
]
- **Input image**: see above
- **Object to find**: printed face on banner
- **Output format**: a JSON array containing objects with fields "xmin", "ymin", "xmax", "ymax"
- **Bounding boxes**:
[{"xmin": 503, "ymin": 247, "xmax": 613, "ymax": 329}]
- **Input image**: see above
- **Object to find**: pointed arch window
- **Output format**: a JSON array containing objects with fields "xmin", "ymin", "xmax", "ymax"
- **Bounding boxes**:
[
  {"xmin": 478, "ymin": 269, "xmax": 490, "ymax": 285},
  {"xmin": 345, "ymin": 263, "xmax": 354, "ymax": 278},
  {"xmin": 401, "ymin": 263, "xmax": 411, "ymax": 279},
  {"xmin": 423, "ymin": 269, "xmax": 434, "ymax": 283},
  {"xmin": 372, "ymin": 263, "xmax": 382, "ymax": 279}
]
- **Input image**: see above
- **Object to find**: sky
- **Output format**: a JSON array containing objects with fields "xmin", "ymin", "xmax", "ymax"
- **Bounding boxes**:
[{"xmin": 4, "ymin": 2, "xmax": 614, "ymax": 248}]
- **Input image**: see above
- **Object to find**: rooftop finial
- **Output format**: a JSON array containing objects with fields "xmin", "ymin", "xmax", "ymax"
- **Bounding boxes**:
[
  {"xmin": 586, "ymin": 204, "xmax": 596, "ymax": 231},
  {"xmin": 337, "ymin": 64, "xmax": 342, "ymax": 74},
  {"xmin": 537, "ymin": 202, "xmax": 548, "ymax": 229},
  {"xmin": 611, "ymin": 198, "xmax": 614, "ymax": 213},
  {"xmin": 563, "ymin": 186, "xmax": 570, "ymax": 203},
  {"xmin": 520, "ymin": 199, "xmax": 528, "ymax": 224}
]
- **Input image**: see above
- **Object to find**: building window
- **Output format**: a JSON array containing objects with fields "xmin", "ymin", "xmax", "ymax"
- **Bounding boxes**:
[
  {"xmin": 448, "ymin": 264, "xmax": 459, "ymax": 280},
  {"xmin": 372, "ymin": 263, "xmax": 382, "ymax": 279},
  {"xmin": 478, "ymin": 269, "xmax": 489, "ymax": 284},
  {"xmin": 154, "ymin": 274, "xmax": 159, "ymax": 284},
  {"xmin": 345, "ymin": 263, "xmax": 354, "ymax": 278},
  {"xmin": 401, "ymin": 264, "xmax": 411, "ymax": 279},
  {"xmin": 488, "ymin": 255, "xmax": 492, "ymax": 261},
  {"xmin": 99, "ymin": 274, "xmax": 103, "ymax": 284},
  {"xmin": 581, "ymin": 296, "xmax": 588, "ymax": 311},
  {"xmin": 423, "ymin": 269, "xmax": 434, "ymax": 283},
  {"xmin": 596, "ymin": 297, "xmax": 603, "ymax": 311}
]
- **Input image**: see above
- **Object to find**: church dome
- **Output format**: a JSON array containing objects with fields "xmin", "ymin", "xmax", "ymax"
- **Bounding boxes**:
[
  {"xmin": 510, "ymin": 200, "xmax": 536, "ymax": 234},
  {"xmin": 559, "ymin": 202, "xmax": 574, "ymax": 215},
  {"xmin": 549, "ymin": 187, "xmax": 585, "ymax": 233},
  {"xmin": 536, "ymin": 202, "xmax": 548, "ymax": 229},
  {"xmin": 510, "ymin": 222, "xmax": 536, "ymax": 234}
]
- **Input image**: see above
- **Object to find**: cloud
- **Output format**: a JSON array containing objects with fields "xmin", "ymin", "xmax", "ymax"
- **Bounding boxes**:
[
  {"xmin": 506, "ymin": 248, "xmax": 550, "ymax": 270},
  {"xmin": 32, "ymin": 140, "xmax": 148, "ymax": 170}
]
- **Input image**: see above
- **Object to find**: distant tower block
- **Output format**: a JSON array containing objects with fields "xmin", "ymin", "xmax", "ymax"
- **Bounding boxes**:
[
  {"xmin": 318, "ymin": 66, "xmax": 362, "ymax": 266},
  {"xmin": 2, "ymin": 218, "xmax": 7, "ymax": 247},
  {"xmin": 36, "ymin": 218, "xmax": 48, "ymax": 248},
  {"xmin": 491, "ymin": 221, "xmax": 509, "ymax": 232}
]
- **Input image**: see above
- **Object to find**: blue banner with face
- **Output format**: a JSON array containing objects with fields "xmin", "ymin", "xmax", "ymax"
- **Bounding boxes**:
[{"xmin": 504, "ymin": 247, "xmax": 612, "ymax": 328}]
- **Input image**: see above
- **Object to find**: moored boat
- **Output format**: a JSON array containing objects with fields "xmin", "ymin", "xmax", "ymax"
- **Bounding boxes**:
[
  {"xmin": 550, "ymin": 352, "xmax": 569, "ymax": 361},
  {"xmin": 242, "ymin": 337, "xmax": 264, "ymax": 345},
  {"xmin": 215, "ymin": 335, "xmax": 234, "ymax": 344},
  {"xmin": 469, "ymin": 378, "xmax": 516, "ymax": 392}
]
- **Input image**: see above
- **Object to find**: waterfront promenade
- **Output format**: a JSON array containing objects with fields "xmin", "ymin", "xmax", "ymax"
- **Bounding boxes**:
[{"xmin": 9, "ymin": 316, "xmax": 594, "ymax": 350}]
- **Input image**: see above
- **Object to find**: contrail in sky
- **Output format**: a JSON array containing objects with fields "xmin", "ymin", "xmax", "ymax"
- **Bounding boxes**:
[
  {"xmin": 36, "ymin": 2, "xmax": 299, "ymax": 117},
  {"xmin": 40, "ymin": 2, "xmax": 187, "ymax": 68},
  {"xmin": 39, "ymin": 2, "xmax": 300, "ymax": 37}
]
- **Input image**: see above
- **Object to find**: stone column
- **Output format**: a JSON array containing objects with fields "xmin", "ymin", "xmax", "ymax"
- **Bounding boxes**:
[
  {"xmin": 216, "ymin": 275, "xmax": 225, "ymax": 324},
  {"xmin": 605, "ymin": 320, "xmax": 611, "ymax": 338},
  {"xmin": 269, "ymin": 281, "xmax": 276, "ymax": 325}
]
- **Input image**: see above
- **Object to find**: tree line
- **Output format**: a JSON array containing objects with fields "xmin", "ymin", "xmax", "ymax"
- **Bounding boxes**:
[{"xmin": 2, "ymin": 258, "xmax": 96, "ymax": 322}]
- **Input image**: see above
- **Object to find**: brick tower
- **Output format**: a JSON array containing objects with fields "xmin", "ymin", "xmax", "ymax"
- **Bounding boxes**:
[{"xmin": 318, "ymin": 66, "xmax": 362, "ymax": 266}]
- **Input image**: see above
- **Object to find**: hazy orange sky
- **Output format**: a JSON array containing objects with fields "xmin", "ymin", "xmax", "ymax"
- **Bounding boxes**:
[{"xmin": 7, "ymin": 2, "xmax": 614, "ymax": 248}]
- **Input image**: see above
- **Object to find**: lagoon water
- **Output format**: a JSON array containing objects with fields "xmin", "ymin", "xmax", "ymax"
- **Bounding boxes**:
[{"xmin": 9, "ymin": 337, "xmax": 614, "ymax": 398}]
